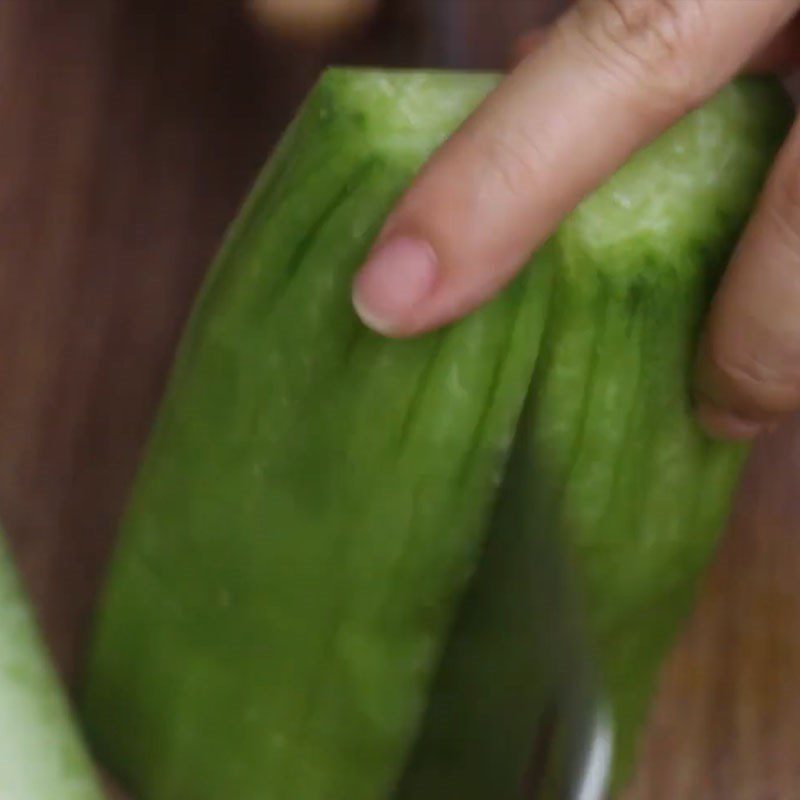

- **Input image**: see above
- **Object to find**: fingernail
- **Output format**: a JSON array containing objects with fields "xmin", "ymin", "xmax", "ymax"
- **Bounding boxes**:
[
  {"xmin": 353, "ymin": 236, "xmax": 438, "ymax": 336},
  {"xmin": 696, "ymin": 401, "xmax": 765, "ymax": 442}
]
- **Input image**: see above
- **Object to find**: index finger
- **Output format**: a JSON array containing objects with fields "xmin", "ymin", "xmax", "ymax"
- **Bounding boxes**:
[{"xmin": 353, "ymin": 0, "xmax": 799, "ymax": 336}]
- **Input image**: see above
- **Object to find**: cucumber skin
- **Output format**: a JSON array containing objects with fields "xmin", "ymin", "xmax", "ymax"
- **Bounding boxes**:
[
  {"xmin": 83, "ymin": 70, "xmax": 791, "ymax": 800},
  {"xmin": 0, "ymin": 536, "xmax": 103, "ymax": 800}
]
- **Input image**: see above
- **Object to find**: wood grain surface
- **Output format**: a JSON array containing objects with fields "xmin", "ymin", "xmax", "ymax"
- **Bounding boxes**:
[{"xmin": 0, "ymin": 1, "xmax": 798, "ymax": 798}]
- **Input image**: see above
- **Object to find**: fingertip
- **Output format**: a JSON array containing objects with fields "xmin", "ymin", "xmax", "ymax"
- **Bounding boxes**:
[{"xmin": 352, "ymin": 236, "xmax": 440, "ymax": 338}]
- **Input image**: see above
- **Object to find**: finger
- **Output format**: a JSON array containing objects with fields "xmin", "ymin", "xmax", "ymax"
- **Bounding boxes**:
[
  {"xmin": 696, "ymin": 118, "xmax": 800, "ymax": 440},
  {"xmin": 517, "ymin": 17, "xmax": 800, "ymax": 76},
  {"xmin": 514, "ymin": 18, "xmax": 800, "ymax": 77},
  {"xmin": 248, "ymin": 0, "xmax": 377, "ymax": 40},
  {"xmin": 353, "ymin": 0, "xmax": 799, "ymax": 337}
]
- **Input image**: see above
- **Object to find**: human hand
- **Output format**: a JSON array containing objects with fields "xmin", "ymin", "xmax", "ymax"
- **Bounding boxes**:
[
  {"xmin": 247, "ymin": 0, "xmax": 377, "ymax": 40},
  {"xmin": 351, "ymin": 0, "xmax": 800, "ymax": 441}
]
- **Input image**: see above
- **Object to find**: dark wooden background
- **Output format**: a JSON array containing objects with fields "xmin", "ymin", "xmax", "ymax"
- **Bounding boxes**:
[{"xmin": 1, "ymin": 1, "xmax": 799, "ymax": 798}]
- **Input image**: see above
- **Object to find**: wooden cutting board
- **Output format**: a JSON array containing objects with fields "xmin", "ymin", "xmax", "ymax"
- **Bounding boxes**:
[{"xmin": 0, "ymin": 1, "xmax": 798, "ymax": 797}]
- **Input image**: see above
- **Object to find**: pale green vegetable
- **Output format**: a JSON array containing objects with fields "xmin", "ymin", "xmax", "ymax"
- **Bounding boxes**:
[{"xmin": 0, "ymin": 534, "xmax": 103, "ymax": 799}]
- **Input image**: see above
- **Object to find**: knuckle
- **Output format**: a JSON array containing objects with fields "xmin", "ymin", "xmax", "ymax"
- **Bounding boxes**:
[
  {"xmin": 707, "ymin": 334, "xmax": 800, "ymax": 416},
  {"xmin": 570, "ymin": 0, "xmax": 710, "ymax": 112}
]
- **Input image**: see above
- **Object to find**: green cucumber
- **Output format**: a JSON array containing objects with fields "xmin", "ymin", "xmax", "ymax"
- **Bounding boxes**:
[
  {"xmin": 83, "ymin": 70, "xmax": 791, "ymax": 799},
  {"xmin": 398, "ymin": 82, "xmax": 785, "ymax": 793},
  {"xmin": 0, "ymin": 533, "xmax": 104, "ymax": 799}
]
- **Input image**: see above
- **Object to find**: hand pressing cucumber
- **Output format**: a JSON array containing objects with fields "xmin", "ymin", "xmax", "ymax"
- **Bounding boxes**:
[{"xmin": 352, "ymin": 0, "xmax": 800, "ymax": 442}]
